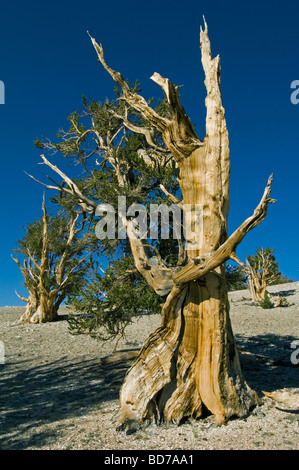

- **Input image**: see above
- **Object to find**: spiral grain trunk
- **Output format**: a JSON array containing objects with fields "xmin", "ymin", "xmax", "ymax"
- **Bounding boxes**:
[
  {"xmin": 87, "ymin": 20, "xmax": 273, "ymax": 431},
  {"xmin": 117, "ymin": 148, "xmax": 259, "ymax": 429}
]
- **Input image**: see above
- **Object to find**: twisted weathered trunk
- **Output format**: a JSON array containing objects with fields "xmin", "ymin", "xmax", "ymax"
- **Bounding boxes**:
[
  {"xmin": 18, "ymin": 291, "xmax": 39, "ymax": 323},
  {"xmin": 113, "ymin": 22, "xmax": 266, "ymax": 429},
  {"xmin": 15, "ymin": 290, "xmax": 59, "ymax": 324},
  {"xmin": 117, "ymin": 142, "xmax": 259, "ymax": 428},
  {"xmin": 118, "ymin": 274, "xmax": 258, "ymax": 428},
  {"xmin": 29, "ymin": 294, "xmax": 59, "ymax": 323},
  {"xmin": 246, "ymin": 260, "xmax": 268, "ymax": 302},
  {"xmin": 34, "ymin": 20, "xmax": 274, "ymax": 428}
]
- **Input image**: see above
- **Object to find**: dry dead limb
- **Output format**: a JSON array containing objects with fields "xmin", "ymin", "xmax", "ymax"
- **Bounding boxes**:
[{"xmin": 263, "ymin": 390, "xmax": 299, "ymax": 409}]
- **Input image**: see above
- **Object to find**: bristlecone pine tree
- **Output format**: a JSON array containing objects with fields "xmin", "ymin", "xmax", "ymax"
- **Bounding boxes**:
[
  {"xmin": 12, "ymin": 196, "xmax": 88, "ymax": 323},
  {"xmin": 30, "ymin": 20, "xmax": 276, "ymax": 428},
  {"xmin": 243, "ymin": 247, "xmax": 281, "ymax": 303}
]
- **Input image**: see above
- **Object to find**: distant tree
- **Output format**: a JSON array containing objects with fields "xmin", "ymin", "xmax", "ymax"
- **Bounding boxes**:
[
  {"xmin": 11, "ymin": 196, "xmax": 90, "ymax": 323},
  {"xmin": 243, "ymin": 247, "xmax": 282, "ymax": 302}
]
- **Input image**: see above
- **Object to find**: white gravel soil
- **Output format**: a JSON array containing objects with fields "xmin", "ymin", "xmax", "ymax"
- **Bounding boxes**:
[{"xmin": 0, "ymin": 282, "xmax": 298, "ymax": 450}]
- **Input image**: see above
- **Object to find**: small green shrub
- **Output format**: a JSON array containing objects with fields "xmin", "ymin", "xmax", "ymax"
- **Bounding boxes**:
[{"xmin": 259, "ymin": 291, "xmax": 274, "ymax": 309}]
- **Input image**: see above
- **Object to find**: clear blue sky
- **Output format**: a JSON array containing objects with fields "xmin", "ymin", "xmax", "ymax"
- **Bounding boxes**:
[{"xmin": 0, "ymin": 0, "xmax": 298, "ymax": 306}]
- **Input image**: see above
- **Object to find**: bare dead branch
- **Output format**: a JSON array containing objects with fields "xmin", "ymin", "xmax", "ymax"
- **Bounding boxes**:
[
  {"xmin": 15, "ymin": 290, "xmax": 28, "ymax": 303},
  {"xmin": 33, "ymin": 155, "xmax": 98, "ymax": 214},
  {"xmin": 125, "ymin": 218, "xmax": 174, "ymax": 296},
  {"xmin": 173, "ymin": 175, "xmax": 276, "ymax": 286},
  {"xmin": 88, "ymin": 33, "xmax": 202, "ymax": 161},
  {"xmin": 54, "ymin": 213, "xmax": 81, "ymax": 287},
  {"xmin": 200, "ymin": 17, "xmax": 230, "ymax": 221},
  {"xmin": 159, "ymin": 184, "xmax": 183, "ymax": 209}
]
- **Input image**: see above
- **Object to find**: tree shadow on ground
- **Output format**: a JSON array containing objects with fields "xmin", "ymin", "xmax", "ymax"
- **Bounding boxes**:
[
  {"xmin": 236, "ymin": 333, "xmax": 298, "ymax": 396},
  {"xmin": 269, "ymin": 289, "xmax": 296, "ymax": 297},
  {"xmin": 0, "ymin": 348, "xmax": 139, "ymax": 450},
  {"xmin": 0, "ymin": 334, "xmax": 298, "ymax": 449}
]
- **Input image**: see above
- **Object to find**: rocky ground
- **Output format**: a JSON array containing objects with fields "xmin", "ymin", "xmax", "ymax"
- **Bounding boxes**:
[{"xmin": 0, "ymin": 282, "xmax": 298, "ymax": 450}]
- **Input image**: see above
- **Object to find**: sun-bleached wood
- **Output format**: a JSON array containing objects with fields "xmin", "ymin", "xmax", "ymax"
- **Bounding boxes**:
[
  {"xmin": 30, "ymin": 21, "xmax": 274, "ymax": 428},
  {"xmin": 87, "ymin": 20, "xmax": 274, "ymax": 429}
]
